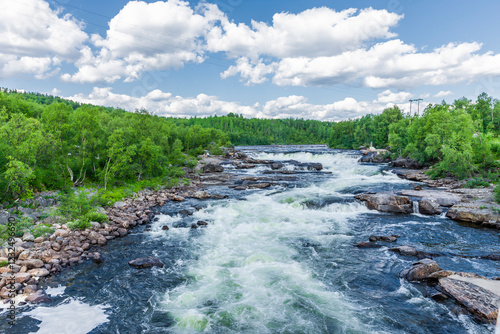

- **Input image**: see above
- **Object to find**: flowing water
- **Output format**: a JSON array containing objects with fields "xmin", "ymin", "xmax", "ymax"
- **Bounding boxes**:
[{"xmin": 2, "ymin": 145, "xmax": 499, "ymax": 333}]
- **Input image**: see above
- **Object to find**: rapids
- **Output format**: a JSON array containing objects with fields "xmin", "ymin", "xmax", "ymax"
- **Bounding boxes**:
[{"xmin": 1, "ymin": 145, "xmax": 498, "ymax": 333}]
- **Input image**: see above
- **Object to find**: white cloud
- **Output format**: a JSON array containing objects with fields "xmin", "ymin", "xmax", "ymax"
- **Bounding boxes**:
[
  {"xmin": 207, "ymin": 7, "xmax": 402, "ymax": 59},
  {"xmin": 63, "ymin": 0, "xmax": 223, "ymax": 83},
  {"xmin": 66, "ymin": 87, "xmax": 415, "ymax": 121},
  {"xmin": 0, "ymin": 0, "xmax": 87, "ymax": 78},
  {"xmin": 375, "ymin": 90, "xmax": 413, "ymax": 104},
  {"xmin": 434, "ymin": 90, "xmax": 453, "ymax": 97}
]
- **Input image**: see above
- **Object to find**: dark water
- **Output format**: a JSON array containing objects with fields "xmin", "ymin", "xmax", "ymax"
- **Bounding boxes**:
[{"xmin": 2, "ymin": 145, "xmax": 499, "ymax": 333}]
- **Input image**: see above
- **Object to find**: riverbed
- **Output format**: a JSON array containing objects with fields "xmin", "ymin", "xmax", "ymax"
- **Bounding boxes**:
[{"xmin": 2, "ymin": 145, "xmax": 499, "ymax": 333}]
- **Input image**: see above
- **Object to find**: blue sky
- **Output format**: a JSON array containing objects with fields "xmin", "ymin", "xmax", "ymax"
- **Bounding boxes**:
[{"xmin": 2, "ymin": 0, "xmax": 500, "ymax": 121}]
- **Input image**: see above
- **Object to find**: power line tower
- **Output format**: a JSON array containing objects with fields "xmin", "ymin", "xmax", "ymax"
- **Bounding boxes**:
[{"xmin": 409, "ymin": 98, "xmax": 423, "ymax": 116}]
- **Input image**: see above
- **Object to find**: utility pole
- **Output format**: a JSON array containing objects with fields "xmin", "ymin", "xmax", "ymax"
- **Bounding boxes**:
[{"xmin": 409, "ymin": 98, "xmax": 423, "ymax": 116}]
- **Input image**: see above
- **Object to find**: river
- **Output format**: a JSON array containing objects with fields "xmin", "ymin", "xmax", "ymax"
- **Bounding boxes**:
[{"xmin": 2, "ymin": 145, "xmax": 499, "ymax": 333}]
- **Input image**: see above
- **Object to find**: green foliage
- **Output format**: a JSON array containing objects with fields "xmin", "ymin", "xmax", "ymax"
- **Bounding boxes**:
[
  {"xmin": 31, "ymin": 224, "xmax": 55, "ymax": 238},
  {"xmin": 495, "ymin": 184, "xmax": 500, "ymax": 204},
  {"xmin": 67, "ymin": 219, "xmax": 92, "ymax": 230},
  {"xmin": 85, "ymin": 211, "xmax": 108, "ymax": 223},
  {"xmin": 208, "ymin": 142, "xmax": 223, "ymax": 155},
  {"xmin": 0, "ymin": 215, "xmax": 36, "ymax": 240},
  {"xmin": 463, "ymin": 178, "xmax": 491, "ymax": 188},
  {"xmin": 0, "ymin": 261, "xmax": 8, "ymax": 268}
]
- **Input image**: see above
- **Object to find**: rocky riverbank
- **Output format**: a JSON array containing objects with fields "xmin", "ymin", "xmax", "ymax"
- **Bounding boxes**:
[
  {"xmin": 355, "ymin": 157, "xmax": 500, "ymax": 323},
  {"xmin": 0, "ymin": 150, "xmax": 327, "ymax": 306}
]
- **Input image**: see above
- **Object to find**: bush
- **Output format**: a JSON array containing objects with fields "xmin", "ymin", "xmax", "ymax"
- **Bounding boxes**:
[
  {"xmin": 495, "ymin": 184, "xmax": 500, "ymax": 204},
  {"xmin": 85, "ymin": 211, "xmax": 108, "ymax": 223},
  {"xmin": 463, "ymin": 178, "xmax": 491, "ymax": 188},
  {"xmin": 31, "ymin": 224, "xmax": 55, "ymax": 238},
  {"xmin": 67, "ymin": 219, "xmax": 91, "ymax": 230},
  {"xmin": 0, "ymin": 261, "xmax": 8, "ymax": 268}
]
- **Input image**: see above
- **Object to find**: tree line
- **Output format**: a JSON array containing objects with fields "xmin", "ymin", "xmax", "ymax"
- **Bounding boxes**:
[{"xmin": 329, "ymin": 93, "xmax": 500, "ymax": 179}]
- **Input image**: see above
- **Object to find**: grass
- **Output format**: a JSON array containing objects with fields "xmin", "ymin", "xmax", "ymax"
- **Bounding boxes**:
[{"xmin": 463, "ymin": 177, "xmax": 491, "ymax": 188}]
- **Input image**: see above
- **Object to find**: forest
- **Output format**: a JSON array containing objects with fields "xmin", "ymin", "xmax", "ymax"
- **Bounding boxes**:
[
  {"xmin": 1, "ymin": 89, "xmax": 500, "ymax": 205},
  {"xmin": 0, "ymin": 89, "xmax": 329, "ymax": 203},
  {"xmin": 329, "ymin": 93, "xmax": 500, "ymax": 182}
]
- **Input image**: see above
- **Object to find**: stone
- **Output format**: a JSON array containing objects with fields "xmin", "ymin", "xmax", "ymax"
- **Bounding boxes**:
[
  {"xmin": 439, "ymin": 276, "xmax": 500, "ymax": 322},
  {"xmin": 191, "ymin": 191, "xmax": 210, "ymax": 199},
  {"xmin": 355, "ymin": 193, "xmax": 413, "ymax": 214},
  {"xmin": 369, "ymin": 235, "xmax": 398, "ymax": 242},
  {"xmin": 5, "ymin": 273, "xmax": 31, "ymax": 284},
  {"xmin": 202, "ymin": 163, "xmax": 224, "ymax": 173},
  {"xmin": 117, "ymin": 228, "xmax": 127, "ymax": 237},
  {"xmin": 51, "ymin": 242, "xmax": 61, "ymax": 251},
  {"xmin": 191, "ymin": 223, "xmax": 198, "ymax": 229},
  {"xmin": 210, "ymin": 194, "xmax": 227, "ymax": 199},
  {"xmin": 92, "ymin": 252, "xmax": 104, "ymax": 264},
  {"xmin": 172, "ymin": 195, "xmax": 185, "ymax": 202},
  {"xmin": 28, "ymin": 268, "xmax": 50, "ymax": 277},
  {"xmin": 161, "ymin": 225, "xmax": 169, "ymax": 231},
  {"xmin": 418, "ymin": 198, "xmax": 442, "ymax": 215},
  {"xmin": 113, "ymin": 201, "xmax": 127, "ymax": 209},
  {"xmin": 22, "ymin": 232, "xmax": 35, "ymax": 242},
  {"xmin": 54, "ymin": 229, "xmax": 69, "ymax": 238},
  {"xmin": 355, "ymin": 242, "xmax": 382, "ymax": 248},
  {"xmin": 20, "ymin": 259, "xmax": 44, "ymax": 269},
  {"xmin": 271, "ymin": 162, "xmax": 284, "ymax": 170},
  {"xmin": 446, "ymin": 202, "xmax": 500, "ymax": 227},
  {"xmin": 24, "ymin": 285, "xmax": 37, "ymax": 294},
  {"xmin": 249, "ymin": 183, "xmax": 271, "ymax": 189},
  {"xmin": 397, "ymin": 190, "xmax": 460, "ymax": 207},
  {"xmin": 428, "ymin": 270, "xmax": 456, "ymax": 279},
  {"xmin": 128, "ymin": 257, "xmax": 164, "ymax": 269},
  {"xmin": 401, "ymin": 259, "xmax": 441, "ymax": 281},
  {"xmin": 25, "ymin": 291, "xmax": 52, "ymax": 304},
  {"xmin": 390, "ymin": 246, "xmax": 418, "ymax": 256},
  {"xmin": 18, "ymin": 250, "xmax": 33, "ymax": 261},
  {"xmin": 197, "ymin": 221, "xmax": 208, "ymax": 227}
]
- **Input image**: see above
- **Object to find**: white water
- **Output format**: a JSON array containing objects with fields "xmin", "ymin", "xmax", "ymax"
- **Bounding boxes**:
[{"xmin": 160, "ymin": 152, "xmax": 392, "ymax": 333}]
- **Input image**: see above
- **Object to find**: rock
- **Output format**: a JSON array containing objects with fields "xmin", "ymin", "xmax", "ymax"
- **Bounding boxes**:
[
  {"xmin": 172, "ymin": 195, "xmax": 185, "ymax": 202},
  {"xmin": 28, "ymin": 268, "xmax": 50, "ymax": 277},
  {"xmin": 369, "ymin": 235, "xmax": 398, "ymax": 242},
  {"xmin": 20, "ymin": 259, "xmax": 44, "ymax": 269},
  {"xmin": 210, "ymin": 194, "xmax": 227, "ymax": 199},
  {"xmin": 191, "ymin": 191, "xmax": 210, "ymax": 199},
  {"xmin": 191, "ymin": 223, "xmax": 198, "ymax": 229},
  {"xmin": 7, "ymin": 273, "xmax": 31, "ymax": 284},
  {"xmin": 0, "ymin": 211, "xmax": 10, "ymax": 226},
  {"xmin": 390, "ymin": 246, "xmax": 418, "ymax": 256},
  {"xmin": 425, "ymin": 286, "xmax": 448, "ymax": 301},
  {"xmin": 397, "ymin": 190, "xmax": 460, "ymax": 207},
  {"xmin": 271, "ymin": 162, "xmax": 284, "ymax": 170},
  {"xmin": 439, "ymin": 276, "xmax": 500, "ymax": 322},
  {"xmin": 234, "ymin": 186, "xmax": 247, "ymax": 191},
  {"xmin": 25, "ymin": 291, "xmax": 52, "ymax": 304},
  {"xmin": 233, "ymin": 152, "xmax": 247, "ymax": 160},
  {"xmin": 355, "ymin": 242, "xmax": 382, "ymax": 248},
  {"xmin": 18, "ymin": 250, "xmax": 33, "ymax": 261},
  {"xmin": 428, "ymin": 270, "xmax": 456, "ymax": 279},
  {"xmin": 389, "ymin": 157, "xmax": 424, "ymax": 169},
  {"xmin": 202, "ymin": 163, "xmax": 224, "ymax": 173},
  {"xmin": 446, "ymin": 202, "xmax": 500, "ymax": 227},
  {"xmin": 92, "ymin": 252, "xmax": 104, "ymax": 264},
  {"xmin": 117, "ymin": 228, "xmax": 128, "ymax": 237},
  {"xmin": 54, "ymin": 229, "xmax": 69, "ymax": 238},
  {"xmin": 113, "ymin": 201, "xmax": 127, "ymax": 209},
  {"xmin": 128, "ymin": 257, "xmax": 164, "ymax": 269},
  {"xmin": 355, "ymin": 193, "xmax": 413, "ymax": 214},
  {"xmin": 249, "ymin": 183, "xmax": 271, "ymax": 189},
  {"xmin": 358, "ymin": 151, "xmax": 391, "ymax": 163},
  {"xmin": 401, "ymin": 259, "xmax": 441, "ymax": 281},
  {"xmin": 22, "ymin": 232, "xmax": 35, "ymax": 242},
  {"xmin": 24, "ymin": 284, "xmax": 37, "ymax": 294},
  {"xmin": 197, "ymin": 221, "xmax": 208, "ymax": 227},
  {"xmin": 418, "ymin": 198, "xmax": 442, "ymax": 215},
  {"xmin": 161, "ymin": 225, "xmax": 169, "ymax": 231},
  {"xmin": 51, "ymin": 242, "xmax": 61, "ymax": 251},
  {"xmin": 480, "ymin": 254, "xmax": 500, "ymax": 261}
]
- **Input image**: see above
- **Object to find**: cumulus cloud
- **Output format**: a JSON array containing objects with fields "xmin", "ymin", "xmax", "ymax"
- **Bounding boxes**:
[
  {"xmin": 0, "ymin": 0, "xmax": 87, "ymax": 78},
  {"xmin": 66, "ymin": 87, "xmax": 412, "ymax": 121},
  {"xmin": 62, "ymin": 0, "xmax": 224, "ymax": 83},
  {"xmin": 435, "ymin": 90, "xmax": 453, "ymax": 97}
]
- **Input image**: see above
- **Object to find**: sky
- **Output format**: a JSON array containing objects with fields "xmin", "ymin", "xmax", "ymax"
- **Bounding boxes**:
[{"xmin": 1, "ymin": 0, "xmax": 500, "ymax": 121}]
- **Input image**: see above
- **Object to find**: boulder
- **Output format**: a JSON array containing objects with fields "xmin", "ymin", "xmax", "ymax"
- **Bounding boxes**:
[
  {"xmin": 22, "ymin": 232, "xmax": 35, "ymax": 242},
  {"xmin": 397, "ymin": 190, "xmax": 460, "ymax": 207},
  {"xmin": 355, "ymin": 242, "xmax": 383, "ymax": 248},
  {"xmin": 202, "ymin": 163, "xmax": 224, "ymax": 173},
  {"xmin": 28, "ymin": 268, "xmax": 50, "ymax": 277},
  {"xmin": 418, "ymin": 198, "xmax": 442, "ymax": 215},
  {"xmin": 401, "ymin": 259, "xmax": 441, "ymax": 281},
  {"xmin": 389, "ymin": 157, "xmax": 424, "ymax": 169},
  {"xmin": 210, "ymin": 194, "xmax": 227, "ymax": 199},
  {"xmin": 128, "ymin": 257, "xmax": 164, "ymax": 269},
  {"xmin": 390, "ymin": 245, "xmax": 418, "ymax": 256},
  {"xmin": 196, "ymin": 221, "xmax": 208, "ymax": 227},
  {"xmin": 25, "ymin": 291, "xmax": 52, "ymax": 304},
  {"xmin": 191, "ymin": 191, "xmax": 210, "ymax": 199},
  {"xmin": 161, "ymin": 225, "xmax": 169, "ymax": 231},
  {"xmin": 427, "ymin": 270, "xmax": 456, "ymax": 279},
  {"xmin": 438, "ymin": 276, "xmax": 500, "ymax": 323},
  {"xmin": 113, "ymin": 201, "xmax": 127, "ymax": 209},
  {"xmin": 20, "ymin": 259, "xmax": 44, "ymax": 269},
  {"xmin": 446, "ymin": 202, "xmax": 500, "ymax": 227},
  {"xmin": 355, "ymin": 193, "xmax": 413, "ymax": 214},
  {"xmin": 271, "ymin": 162, "xmax": 284, "ymax": 170}
]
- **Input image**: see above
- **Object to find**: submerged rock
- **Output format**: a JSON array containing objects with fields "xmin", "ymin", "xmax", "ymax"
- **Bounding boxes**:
[
  {"xmin": 355, "ymin": 242, "xmax": 383, "ymax": 248},
  {"xmin": 128, "ymin": 257, "xmax": 164, "ymax": 269},
  {"xmin": 369, "ymin": 235, "xmax": 398, "ymax": 242}
]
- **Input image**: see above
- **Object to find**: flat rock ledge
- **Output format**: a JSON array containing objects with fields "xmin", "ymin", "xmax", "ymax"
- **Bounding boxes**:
[
  {"xmin": 354, "ymin": 193, "xmax": 413, "ymax": 214},
  {"xmin": 399, "ymin": 258, "xmax": 500, "ymax": 324}
]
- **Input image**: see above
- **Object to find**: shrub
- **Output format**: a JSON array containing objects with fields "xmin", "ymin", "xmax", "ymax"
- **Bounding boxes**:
[
  {"xmin": 463, "ymin": 178, "xmax": 491, "ymax": 188},
  {"xmin": 85, "ymin": 211, "xmax": 108, "ymax": 223},
  {"xmin": 495, "ymin": 184, "xmax": 500, "ymax": 204},
  {"xmin": 67, "ymin": 219, "xmax": 91, "ymax": 230},
  {"xmin": 31, "ymin": 224, "xmax": 55, "ymax": 238},
  {"xmin": 0, "ymin": 261, "xmax": 8, "ymax": 268}
]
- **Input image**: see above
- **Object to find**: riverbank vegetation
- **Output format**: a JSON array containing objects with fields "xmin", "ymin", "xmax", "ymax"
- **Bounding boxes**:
[
  {"xmin": 329, "ymin": 93, "xmax": 500, "ymax": 184},
  {"xmin": 1, "ymin": 89, "xmax": 500, "ymax": 206}
]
